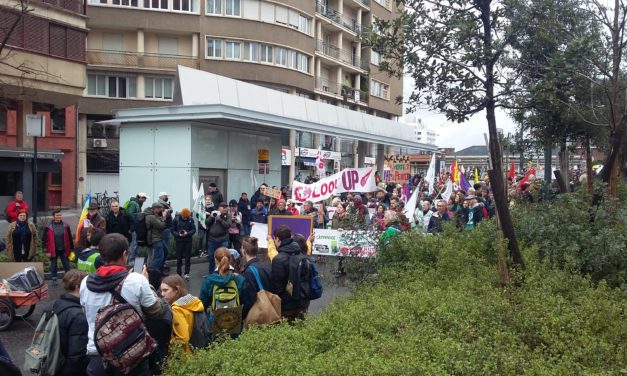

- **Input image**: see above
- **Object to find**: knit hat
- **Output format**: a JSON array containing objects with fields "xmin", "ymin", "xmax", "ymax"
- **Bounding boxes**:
[
  {"xmin": 88, "ymin": 202, "xmax": 100, "ymax": 210},
  {"xmin": 180, "ymin": 208, "xmax": 191, "ymax": 219}
]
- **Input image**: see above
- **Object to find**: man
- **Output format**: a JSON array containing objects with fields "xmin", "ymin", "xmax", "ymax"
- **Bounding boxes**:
[
  {"xmin": 157, "ymin": 192, "xmax": 171, "ymax": 211},
  {"xmin": 463, "ymin": 195, "xmax": 484, "ymax": 230},
  {"xmin": 238, "ymin": 192, "xmax": 252, "ymax": 236},
  {"xmin": 269, "ymin": 225, "xmax": 309, "ymax": 322},
  {"xmin": 42, "ymin": 210, "xmax": 73, "ymax": 286},
  {"xmin": 80, "ymin": 233, "xmax": 164, "ymax": 376},
  {"xmin": 143, "ymin": 202, "xmax": 170, "ymax": 271},
  {"xmin": 250, "ymin": 200, "xmax": 268, "ymax": 224},
  {"xmin": 207, "ymin": 183, "xmax": 224, "ymax": 206},
  {"xmin": 227, "ymin": 200, "xmax": 243, "ymax": 251},
  {"xmin": 428, "ymin": 200, "xmax": 451, "ymax": 234},
  {"xmin": 414, "ymin": 200, "xmax": 433, "ymax": 232},
  {"xmin": 125, "ymin": 192, "xmax": 148, "ymax": 264},
  {"xmin": 157, "ymin": 192, "xmax": 173, "ymax": 268},
  {"xmin": 303, "ymin": 201, "xmax": 328, "ymax": 229},
  {"xmin": 78, "ymin": 202, "xmax": 106, "ymax": 251},
  {"xmin": 375, "ymin": 190, "xmax": 390, "ymax": 209},
  {"xmin": 250, "ymin": 183, "xmax": 269, "ymax": 207},
  {"xmin": 4, "ymin": 191, "xmax": 29, "ymax": 223},
  {"xmin": 77, "ymin": 228, "xmax": 105, "ymax": 273},
  {"xmin": 205, "ymin": 202, "xmax": 230, "ymax": 273},
  {"xmin": 106, "ymin": 200, "xmax": 132, "ymax": 242},
  {"xmin": 270, "ymin": 199, "xmax": 291, "ymax": 216}
]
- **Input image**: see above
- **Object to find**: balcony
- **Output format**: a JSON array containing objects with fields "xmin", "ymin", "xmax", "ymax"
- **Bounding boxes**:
[
  {"xmin": 36, "ymin": 0, "xmax": 86, "ymax": 15},
  {"xmin": 314, "ymin": 2, "xmax": 364, "ymax": 35},
  {"xmin": 315, "ymin": 77, "xmax": 341, "ymax": 95},
  {"xmin": 86, "ymin": 50, "xmax": 199, "ymax": 70},
  {"xmin": 315, "ymin": 40, "xmax": 368, "ymax": 71},
  {"xmin": 315, "ymin": 77, "xmax": 367, "ymax": 102}
]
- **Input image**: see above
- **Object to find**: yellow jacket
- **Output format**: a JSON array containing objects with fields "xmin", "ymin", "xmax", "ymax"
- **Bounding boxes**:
[
  {"xmin": 170, "ymin": 294, "xmax": 205, "ymax": 352},
  {"xmin": 268, "ymin": 239, "xmax": 312, "ymax": 260}
]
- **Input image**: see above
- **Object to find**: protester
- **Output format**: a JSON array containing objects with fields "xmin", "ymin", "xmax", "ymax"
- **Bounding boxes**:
[
  {"xmin": 369, "ymin": 204, "xmax": 386, "ymax": 231},
  {"xmin": 5, "ymin": 210, "xmax": 38, "ymax": 262},
  {"xmin": 286, "ymin": 200, "xmax": 300, "ymax": 215},
  {"xmin": 77, "ymin": 202, "xmax": 106, "ymax": 251},
  {"xmin": 331, "ymin": 203, "xmax": 350, "ymax": 230},
  {"xmin": 227, "ymin": 200, "xmax": 243, "ymax": 251},
  {"xmin": 462, "ymin": 195, "xmax": 484, "ymax": 230},
  {"xmin": 250, "ymin": 200, "xmax": 268, "ymax": 224},
  {"xmin": 80, "ymin": 233, "xmax": 164, "ymax": 376},
  {"xmin": 414, "ymin": 200, "xmax": 433, "ymax": 232},
  {"xmin": 270, "ymin": 199, "xmax": 291, "ymax": 216},
  {"xmin": 77, "ymin": 228, "xmax": 105, "ymax": 273},
  {"xmin": 250, "ymin": 183, "xmax": 269, "ymax": 207},
  {"xmin": 239, "ymin": 236, "xmax": 271, "ymax": 319},
  {"xmin": 207, "ymin": 183, "xmax": 224, "ymax": 207},
  {"xmin": 126, "ymin": 192, "xmax": 149, "ymax": 263},
  {"xmin": 160, "ymin": 275, "xmax": 204, "ymax": 352},
  {"xmin": 348, "ymin": 195, "xmax": 368, "ymax": 230},
  {"xmin": 237, "ymin": 193, "xmax": 252, "ymax": 236},
  {"xmin": 51, "ymin": 269, "xmax": 88, "ymax": 376},
  {"xmin": 205, "ymin": 203, "xmax": 230, "ymax": 274},
  {"xmin": 381, "ymin": 211, "xmax": 402, "ymax": 242},
  {"xmin": 428, "ymin": 200, "xmax": 451, "ymax": 233},
  {"xmin": 157, "ymin": 193, "xmax": 173, "ymax": 260},
  {"xmin": 144, "ymin": 268, "xmax": 173, "ymax": 375},
  {"xmin": 106, "ymin": 200, "xmax": 132, "ymax": 242},
  {"xmin": 171, "ymin": 208, "xmax": 196, "ymax": 280},
  {"xmin": 4, "ymin": 191, "xmax": 29, "ymax": 223},
  {"xmin": 303, "ymin": 201, "xmax": 328, "ymax": 229},
  {"xmin": 0, "ymin": 339, "xmax": 20, "ymax": 376},
  {"xmin": 42, "ymin": 210, "xmax": 74, "ymax": 286},
  {"xmin": 144, "ymin": 202, "xmax": 170, "ymax": 272}
]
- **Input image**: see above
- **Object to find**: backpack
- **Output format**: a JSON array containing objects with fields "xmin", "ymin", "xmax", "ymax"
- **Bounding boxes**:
[
  {"xmin": 210, "ymin": 276, "xmax": 243, "ymax": 336},
  {"xmin": 94, "ymin": 276, "xmax": 157, "ymax": 374},
  {"xmin": 309, "ymin": 263, "xmax": 323, "ymax": 300},
  {"xmin": 188, "ymin": 311, "xmax": 210, "ymax": 349},
  {"xmin": 122, "ymin": 199, "xmax": 132, "ymax": 211},
  {"xmin": 134, "ymin": 213, "xmax": 150, "ymax": 246},
  {"xmin": 24, "ymin": 309, "xmax": 66, "ymax": 376},
  {"xmin": 286, "ymin": 253, "xmax": 313, "ymax": 300}
]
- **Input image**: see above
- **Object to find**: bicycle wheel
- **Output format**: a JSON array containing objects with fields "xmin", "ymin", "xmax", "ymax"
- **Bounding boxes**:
[
  {"xmin": 14, "ymin": 303, "xmax": 35, "ymax": 319},
  {"xmin": 0, "ymin": 299, "xmax": 15, "ymax": 331}
]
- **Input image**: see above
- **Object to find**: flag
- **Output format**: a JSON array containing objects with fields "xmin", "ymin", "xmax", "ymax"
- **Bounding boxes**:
[
  {"xmin": 192, "ymin": 176, "xmax": 199, "ymax": 201},
  {"xmin": 315, "ymin": 147, "xmax": 326, "ymax": 176},
  {"xmin": 517, "ymin": 167, "xmax": 536, "ymax": 189},
  {"xmin": 474, "ymin": 168, "xmax": 479, "ymax": 184},
  {"xmin": 426, "ymin": 153, "xmax": 436, "ymax": 195},
  {"xmin": 450, "ymin": 160, "xmax": 459, "ymax": 183},
  {"xmin": 250, "ymin": 168, "xmax": 258, "ymax": 192},
  {"xmin": 441, "ymin": 179, "xmax": 454, "ymax": 202},
  {"xmin": 508, "ymin": 161, "xmax": 516, "ymax": 181},
  {"xmin": 403, "ymin": 186, "xmax": 419, "ymax": 219},
  {"xmin": 460, "ymin": 164, "xmax": 466, "ymax": 175},
  {"xmin": 193, "ymin": 182, "xmax": 206, "ymax": 229},
  {"xmin": 460, "ymin": 172, "xmax": 472, "ymax": 192},
  {"xmin": 75, "ymin": 193, "xmax": 91, "ymax": 246}
]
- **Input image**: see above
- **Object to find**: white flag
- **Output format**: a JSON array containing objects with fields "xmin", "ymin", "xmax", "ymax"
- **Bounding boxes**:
[
  {"xmin": 403, "ymin": 187, "xmax": 420, "ymax": 220},
  {"xmin": 426, "ymin": 153, "xmax": 436, "ymax": 195},
  {"xmin": 250, "ymin": 169, "xmax": 258, "ymax": 193},
  {"xmin": 315, "ymin": 147, "xmax": 326, "ymax": 176},
  {"xmin": 193, "ymin": 182, "xmax": 206, "ymax": 229},
  {"xmin": 441, "ymin": 179, "xmax": 454, "ymax": 203},
  {"xmin": 192, "ymin": 176, "xmax": 199, "ymax": 201}
]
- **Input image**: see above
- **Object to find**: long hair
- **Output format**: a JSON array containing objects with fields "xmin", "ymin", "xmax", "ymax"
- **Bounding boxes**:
[
  {"xmin": 292, "ymin": 234, "xmax": 308, "ymax": 255},
  {"xmin": 214, "ymin": 247, "xmax": 232, "ymax": 276},
  {"xmin": 161, "ymin": 274, "xmax": 188, "ymax": 301}
]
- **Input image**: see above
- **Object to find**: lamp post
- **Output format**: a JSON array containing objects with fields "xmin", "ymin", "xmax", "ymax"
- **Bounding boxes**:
[{"xmin": 26, "ymin": 114, "xmax": 45, "ymax": 225}]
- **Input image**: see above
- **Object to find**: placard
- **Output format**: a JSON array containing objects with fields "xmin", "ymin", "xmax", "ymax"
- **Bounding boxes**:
[
  {"xmin": 312, "ymin": 229, "xmax": 340, "ymax": 255},
  {"xmin": 268, "ymin": 215, "xmax": 313, "ymax": 240},
  {"xmin": 384, "ymin": 155, "xmax": 411, "ymax": 184},
  {"xmin": 250, "ymin": 223, "xmax": 268, "ymax": 248},
  {"xmin": 312, "ymin": 230, "xmax": 378, "ymax": 257}
]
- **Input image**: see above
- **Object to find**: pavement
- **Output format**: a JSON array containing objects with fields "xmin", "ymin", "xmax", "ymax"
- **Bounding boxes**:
[{"xmin": 0, "ymin": 255, "xmax": 350, "ymax": 371}]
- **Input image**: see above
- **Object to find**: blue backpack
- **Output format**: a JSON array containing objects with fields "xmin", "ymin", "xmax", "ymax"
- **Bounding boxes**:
[{"xmin": 309, "ymin": 262, "xmax": 323, "ymax": 300}]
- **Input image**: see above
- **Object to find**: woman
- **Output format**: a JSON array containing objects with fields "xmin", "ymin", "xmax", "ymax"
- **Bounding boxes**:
[
  {"xmin": 171, "ymin": 208, "xmax": 196, "ymax": 280},
  {"xmin": 199, "ymin": 247, "xmax": 249, "ymax": 337},
  {"xmin": 240, "ymin": 237, "xmax": 272, "ymax": 319},
  {"xmin": 331, "ymin": 203, "xmax": 350, "ymax": 230},
  {"xmin": 381, "ymin": 211, "xmax": 402, "ymax": 243},
  {"xmin": 227, "ymin": 200, "xmax": 242, "ymax": 251},
  {"xmin": 160, "ymin": 274, "xmax": 204, "ymax": 352},
  {"xmin": 369, "ymin": 204, "xmax": 386, "ymax": 232},
  {"xmin": 51, "ymin": 269, "xmax": 88, "ymax": 376},
  {"xmin": 286, "ymin": 200, "xmax": 300, "ymax": 216},
  {"xmin": 6, "ymin": 210, "xmax": 38, "ymax": 262}
]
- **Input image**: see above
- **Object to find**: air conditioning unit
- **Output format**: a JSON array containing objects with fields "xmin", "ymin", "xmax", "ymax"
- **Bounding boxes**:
[{"xmin": 93, "ymin": 138, "xmax": 107, "ymax": 148}]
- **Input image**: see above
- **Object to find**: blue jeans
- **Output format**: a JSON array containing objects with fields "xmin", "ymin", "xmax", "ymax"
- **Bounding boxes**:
[
  {"xmin": 242, "ymin": 223, "xmax": 251, "ymax": 237},
  {"xmin": 150, "ymin": 240, "xmax": 166, "ymax": 271},
  {"xmin": 129, "ymin": 232, "xmax": 138, "ymax": 264},
  {"xmin": 50, "ymin": 254, "xmax": 71, "ymax": 279},
  {"xmin": 207, "ymin": 239, "xmax": 228, "ymax": 274}
]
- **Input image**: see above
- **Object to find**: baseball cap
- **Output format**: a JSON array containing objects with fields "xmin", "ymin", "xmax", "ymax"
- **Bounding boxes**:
[
  {"xmin": 158, "ymin": 191, "xmax": 168, "ymax": 197},
  {"xmin": 137, "ymin": 192, "xmax": 149, "ymax": 198}
]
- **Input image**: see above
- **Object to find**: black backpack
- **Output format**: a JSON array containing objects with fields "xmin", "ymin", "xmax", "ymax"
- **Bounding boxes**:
[
  {"xmin": 286, "ymin": 254, "xmax": 313, "ymax": 301},
  {"xmin": 188, "ymin": 311, "xmax": 210, "ymax": 349},
  {"xmin": 134, "ymin": 213, "xmax": 150, "ymax": 246}
]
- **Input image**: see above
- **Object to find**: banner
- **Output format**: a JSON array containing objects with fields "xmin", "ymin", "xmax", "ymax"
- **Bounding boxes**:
[
  {"xmin": 267, "ymin": 215, "xmax": 313, "ymax": 240},
  {"xmin": 312, "ymin": 229, "xmax": 378, "ymax": 257},
  {"xmin": 291, "ymin": 167, "xmax": 377, "ymax": 203},
  {"xmin": 250, "ymin": 223, "xmax": 268, "ymax": 248}
]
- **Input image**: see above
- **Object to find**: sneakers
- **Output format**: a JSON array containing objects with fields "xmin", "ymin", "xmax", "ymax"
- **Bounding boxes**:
[{"xmin": 184, "ymin": 274, "xmax": 190, "ymax": 281}]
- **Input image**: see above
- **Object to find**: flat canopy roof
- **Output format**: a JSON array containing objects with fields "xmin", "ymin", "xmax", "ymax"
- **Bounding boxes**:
[
  {"xmin": 0, "ymin": 147, "xmax": 64, "ymax": 160},
  {"xmin": 105, "ymin": 66, "xmax": 437, "ymax": 151}
]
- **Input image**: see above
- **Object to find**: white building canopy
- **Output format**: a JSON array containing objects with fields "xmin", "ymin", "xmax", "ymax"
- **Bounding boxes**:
[{"xmin": 106, "ymin": 66, "xmax": 437, "ymax": 151}]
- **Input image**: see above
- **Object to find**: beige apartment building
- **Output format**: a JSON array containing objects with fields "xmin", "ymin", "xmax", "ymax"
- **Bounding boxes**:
[{"xmin": 79, "ymin": 0, "xmax": 404, "ymax": 191}]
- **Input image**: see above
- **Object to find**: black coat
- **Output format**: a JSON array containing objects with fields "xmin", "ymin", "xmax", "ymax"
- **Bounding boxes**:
[
  {"xmin": 105, "ymin": 209, "xmax": 132, "ymax": 241},
  {"xmin": 238, "ymin": 199, "xmax": 252, "ymax": 224},
  {"xmin": 270, "ymin": 238, "xmax": 309, "ymax": 311},
  {"xmin": 208, "ymin": 190, "xmax": 224, "ymax": 206},
  {"xmin": 241, "ymin": 257, "xmax": 272, "ymax": 318},
  {"xmin": 51, "ymin": 294, "xmax": 88, "ymax": 376},
  {"xmin": 171, "ymin": 216, "xmax": 196, "ymax": 243},
  {"xmin": 205, "ymin": 214, "xmax": 230, "ymax": 242}
]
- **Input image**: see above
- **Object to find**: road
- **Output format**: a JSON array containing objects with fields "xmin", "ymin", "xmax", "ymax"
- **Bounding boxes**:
[{"xmin": 0, "ymin": 255, "xmax": 350, "ymax": 371}]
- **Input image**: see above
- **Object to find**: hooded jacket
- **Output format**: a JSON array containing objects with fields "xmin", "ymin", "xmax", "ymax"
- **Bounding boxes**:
[
  {"xmin": 270, "ymin": 238, "xmax": 309, "ymax": 311},
  {"xmin": 144, "ymin": 207, "xmax": 168, "ymax": 244},
  {"xmin": 171, "ymin": 216, "xmax": 196, "ymax": 243},
  {"xmin": 51, "ymin": 293, "xmax": 88, "ymax": 376},
  {"xmin": 205, "ymin": 214, "xmax": 229, "ymax": 243},
  {"xmin": 170, "ymin": 294, "xmax": 205, "ymax": 352},
  {"xmin": 199, "ymin": 272, "xmax": 249, "ymax": 316}
]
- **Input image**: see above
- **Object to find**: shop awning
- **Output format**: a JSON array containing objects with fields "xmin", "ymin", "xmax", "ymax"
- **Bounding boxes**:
[{"xmin": 0, "ymin": 147, "xmax": 64, "ymax": 160}]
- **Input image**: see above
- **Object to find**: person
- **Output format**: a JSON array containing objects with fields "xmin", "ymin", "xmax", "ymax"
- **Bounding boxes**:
[
  {"xmin": 51, "ymin": 269, "xmax": 89, "ymax": 376},
  {"xmin": 206, "ymin": 183, "xmax": 224, "ymax": 207},
  {"xmin": 270, "ymin": 199, "xmax": 291, "ymax": 216},
  {"xmin": 286, "ymin": 200, "xmax": 300, "ymax": 215},
  {"xmin": 77, "ymin": 202, "xmax": 106, "ymax": 251},
  {"xmin": 77, "ymin": 228, "xmax": 105, "ymax": 273},
  {"xmin": 80, "ymin": 233, "xmax": 164, "ymax": 376},
  {"xmin": 348, "ymin": 195, "xmax": 368, "ymax": 230},
  {"xmin": 4, "ymin": 191, "xmax": 29, "ymax": 223},
  {"xmin": 199, "ymin": 247, "xmax": 248, "ymax": 336},
  {"xmin": 250, "ymin": 183, "xmax": 269, "ymax": 207},
  {"xmin": 250, "ymin": 200, "xmax": 268, "ymax": 224},
  {"xmin": 5, "ymin": 210, "xmax": 38, "ymax": 262},
  {"xmin": 414, "ymin": 200, "xmax": 433, "ymax": 232},
  {"xmin": 144, "ymin": 268, "xmax": 173, "ymax": 375},
  {"xmin": 205, "ymin": 203, "xmax": 230, "ymax": 274},
  {"xmin": 157, "ymin": 192, "xmax": 171, "ymax": 211},
  {"xmin": 237, "ymin": 193, "xmax": 252, "ymax": 236},
  {"xmin": 171, "ymin": 208, "xmax": 196, "ymax": 280},
  {"xmin": 227, "ymin": 200, "xmax": 242, "ymax": 251},
  {"xmin": 157, "ymin": 193, "xmax": 173, "ymax": 261},
  {"xmin": 106, "ymin": 200, "xmax": 132, "ymax": 242},
  {"xmin": 126, "ymin": 193, "xmax": 149, "ymax": 264},
  {"xmin": 369, "ymin": 204, "xmax": 386, "ymax": 231},
  {"xmin": 196, "ymin": 195, "xmax": 215, "ymax": 256},
  {"xmin": 427, "ymin": 200, "xmax": 451, "ymax": 233},
  {"xmin": 462, "ymin": 195, "xmax": 484, "ymax": 230},
  {"xmin": 375, "ymin": 189, "xmax": 390, "ymax": 208},
  {"xmin": 269, "ymin": 225, "xmax": 310, "ymax": 322},
  {"xmin": 331, "ymin": 203, "xmax": 350, "ymax": 229},
  {"xmin": 381, "ymin": 211, "xmax": 402, "ymax": 242},
  {"xmin": 144, "ymin": 202, "xmax": 170, "ymax": 272},
  {"xmin": 239, "ymin": 236, "xmax": 271, "ymax": 319},
  {"xmin": 303, "ymin": 201, "xmax": 328, "ymax": 229},
  {"xmin": 0, "ymin": 338, "xmax": 21, "ymax": 376},
  {"xmin": 42, "ymin": 210, "xmax": 74, "ymax": 286},
  {"xmin": 159, "ymin": 275, "xmax": 204, "ymax": 352}
]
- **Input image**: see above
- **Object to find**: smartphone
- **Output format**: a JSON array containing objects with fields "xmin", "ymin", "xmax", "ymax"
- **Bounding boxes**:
[{"xmin": 133, "ymin": 257, "xmax": 145, "ymax": 273}]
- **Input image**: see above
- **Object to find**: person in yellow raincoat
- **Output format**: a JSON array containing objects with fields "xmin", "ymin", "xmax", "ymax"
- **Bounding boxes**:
[{"xmin": 160, "ymin": 274, "xmax": 205, "ymax": 352}]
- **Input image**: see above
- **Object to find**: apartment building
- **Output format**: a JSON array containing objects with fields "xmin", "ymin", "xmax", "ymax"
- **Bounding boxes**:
[{"xmin": 79, "ymin": 0, "xmax": 403, "ymax": 193}]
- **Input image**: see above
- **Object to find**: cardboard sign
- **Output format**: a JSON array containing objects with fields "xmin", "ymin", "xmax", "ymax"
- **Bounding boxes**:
[
  {"xmin": 312, "ymin": 229, "xmax": 340, "ymax": 255},
  {"xmin": 250, "ymin": 223, "xmax": 269, "ymax": 248},
  {"xmin": 269, "ymin": 188, "xmax": 282, "ymax": 200},
  {"xmin": 291, "ymin": 167, "xmax": 377, "ymax": 203},
  {"xmin": 384, "ymin": 155, "xmax": 411, "ymax": 183},
  {"xmin": 268, "ymin": 215, "xmax": 313, "ymax": 240}
]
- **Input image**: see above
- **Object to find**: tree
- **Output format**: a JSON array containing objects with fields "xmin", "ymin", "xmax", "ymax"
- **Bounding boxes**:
[{"xmin": 367, "ymin": 0, "xmax": 524, "ymax": 266}]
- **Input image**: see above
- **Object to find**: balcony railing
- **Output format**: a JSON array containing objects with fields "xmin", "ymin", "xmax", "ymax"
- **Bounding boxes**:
[
  {"xmin": 314, "ymin": 2, "xmax": 364, "ymax": 34},
  {"xmin": 86, "ymin": 50, "xmax": 199, "ymax": 70},
  {"xmin": 315, "ymin": 77, "xmax": 366, "ymax": 102},
  {"xmin": 356, "ymin": 0, "xmax": 370, "ymax": 7},
  {"xmin": 37, "ymin": 0, "xmax": 86, "ymax": 15},
  {"xmin": 315, "ymin": 40, "xmax": 368, "ymax": 70}
]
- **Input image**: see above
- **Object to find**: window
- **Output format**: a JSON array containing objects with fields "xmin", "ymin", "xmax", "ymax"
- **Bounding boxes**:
[
  {"xmin": 297, "ymin": 53, "xmax": 309, "ymax": 73},
  {"xmin": 112, "ymin": 0, "xmax": 139, "ymax": 6},
  {"xmin": 87, "ymin": 74, "xmax": 136, "ymax": 98},
  {"xmin": 275, "ymin": 6, "xmax": 288, "ymax": 24},
  {"xmin": 206, "ymin": 0, "xmax": 221, "ymax": 13},
  {"xmin": 145, "ymin": 77, "xmax": 174, "ymax": 99},
  {"xmin": 51, "ymin": 108, "xmax": 65, "ymax": 132},
  {"xmin": 225, "ymin": 0, "xmax": 240, "ymax": 15},
  {"xmin": 243, "ymin": 42, "xmax": 259, "ymax": 61},
  {"xmin": 173, "ymin": 0, "xmax": 194, "ymax": 11},
  {"xmin": 103, "ymin": 33, "xmax": 123, "ymax": 51},
  {"xmin": 370, "ymin": 79, "xmax": 389, "ymax": 99},
  {"xmin": 260, "ymin": 44, "xmax": 273, "ymax": 63},
  {"xmin": 144, "ymin": 0, "xmax": 168, "ymax": 9},
  {"xmin": 0, "ymin": 108, "xmax": 6, "ymax": 131},
  {"xmin": 371, "ymin": 50, "xmax": 381, "ymax": 65},
  {"xmin": 50, "ymin": 168, "xmax": 62, "ymax": 186},
  {"xmin": 299, "ymin": 15, "xmax": 310, "ymax": 34},
  {"xmin": 225, "ymin": 41, "xmax": 241, "ymax": 59},
  {"xmin": 260, "ymin": 1, "xmax": 274, "ymax": 22},
  {"xmin": 287, "ymin": 50, "xmax": 297, "ymax": 68},
  {"xmin": 206, "ymin": 38, "xmax": 222, "ymax": 57},
  {"xmin": 275, "ymin": 47, "xmax": 287, "ymax": 66},
  {"xmin": 158, "ymin": 37, "xmax": 178, "ymax": 55}
]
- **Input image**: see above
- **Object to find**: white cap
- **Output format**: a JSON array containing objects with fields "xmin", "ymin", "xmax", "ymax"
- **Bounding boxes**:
[
  {"xmin": 137, "ymin": 192, "xmax": 149, "ymax": 198},
  {"xmin": 158, "ymin": 192, "xmax": 168, "ymax": 197}
]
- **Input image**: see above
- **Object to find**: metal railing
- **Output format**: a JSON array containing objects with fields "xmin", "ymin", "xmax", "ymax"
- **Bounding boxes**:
[
  {"xmin": 315, "ymin": 77, "xmax": 341, "ymax": 95},
  {"xmin": 357, "ymin": 0, "xmax": 370, "ymax": 7},
  {"xmin": 315, "ymin": 40, "xmax": 368, "ymax": 70},
  {"xmin": 86, "ymin": 50, "xmax": 199, "ymax": 70},
  {"xmin": 38, "ymin": 0, "xmax": 86, "ymax": 14},
  {"xmin": 314, "ymin": 2, "xmax": 364, "ymax": 34}
]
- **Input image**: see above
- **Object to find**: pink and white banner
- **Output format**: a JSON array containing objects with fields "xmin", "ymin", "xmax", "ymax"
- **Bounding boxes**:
[{"xmin": 292, "ymin": 167, "xmax": 377, "ymax": 203}]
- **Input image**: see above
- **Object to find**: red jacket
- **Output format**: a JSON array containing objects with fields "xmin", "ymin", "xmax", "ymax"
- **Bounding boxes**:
[
  {"xmin": 5, "ymin": 199, "xmax": 29, "ymax": 223},
  {"xmin": 43, "ymin": 222, "xmax": 73, "ymax": 257}
]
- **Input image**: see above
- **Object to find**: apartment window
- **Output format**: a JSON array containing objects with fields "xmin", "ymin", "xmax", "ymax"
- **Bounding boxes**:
[
  {"xmin": 112, "ymin": 0, "xmax": 139, "ymax": 7},
  {"xmin": 225, "ymin": 41, "xmax": 241, "ymax": 59},
  {"xmin": 243, "ymin": 42, "xmax": 259, "ymax": 61},
  {"xmin": 287, "ymin": 50, "xmax": 297, "ymax": 68},
  {"xmin": 144, "ymin": 0, "xmax": 168, "ymax": 9},
  {"xmin": 260, "ymin": 44, "xmax": 273, "ymax": 63},
  {"xmin": 225, "ymin": 0, "xmax": 240, "ymax": 15},
  {"xmin": 299, "ymin": 15, "xmax": 310, "ymax": 34},
  {"xmin": 275, "ymin": 47, "xmax": 288, "ymax": 66},
  {"xmin": 371, "ymin": 50, "xmax": 381, "ymax": 65},
  {"xmin": 145, "ymin": 77, "xmax": 174, "ymax": 99},
  {"xmin": 297, "ymin": 53, "xmax": 309, "ymax": 73},
  {"xmin": 87, "ymin": 74, "xmax": 136, "ymax": 98},
  {"xmin": 206, "ymin": 38, "xmax": 222, "ymax": 58},
  {"xmin": 158, "ymin": 37, "xmax": 178, "ymax": 55},
  {"xmin": 0, "ymin": 108, "xmax": 7, "ymax": 131},
  {"xmin": 371, "ymin": 79, "xmax": 389, "ymax": 99},
  {"xmin": 206, "ymin": 0, "xmax": 221, "ymax": 13},
  {"xmin": 103, "ymin": 33, "xmax": 123, "ymax": 52},
  {"xmin": 51, "ymin": 109, "xmax": 65, "ymax": 132},
  {"xmin": 173, "ymin": 0, "xmax": 195, "ymax": 11},
  {"xmin": 275, "ymin": 6, "xmax": 288, "ymax": 24}
]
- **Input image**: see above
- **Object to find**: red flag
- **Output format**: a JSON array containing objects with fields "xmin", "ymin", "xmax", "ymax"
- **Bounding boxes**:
[
  {"xmin": 517, "ymin": 167, "xmax": 536, "ymax": 189},
  {"xmin": 508, "ymin": 161, "xmax": 516, "ymax": 180}
]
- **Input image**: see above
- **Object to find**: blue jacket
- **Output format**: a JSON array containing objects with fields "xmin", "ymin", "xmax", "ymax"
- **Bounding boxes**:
[
  {"xmin": 171, "ymin": 216, "xmax": 196, "ymax": 243},
  {"xmin": 199, "ymin": 272, "xmax": 250, "ymax": 314},
  {"xmin": 250, "ymin": 207, "xmax": 268, "ymax": 224}
]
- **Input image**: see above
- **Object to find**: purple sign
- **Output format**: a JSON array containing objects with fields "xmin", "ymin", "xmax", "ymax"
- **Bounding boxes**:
[{"xmin": 268, "ymin": 215, "xmax": 313, "ymax": 240}]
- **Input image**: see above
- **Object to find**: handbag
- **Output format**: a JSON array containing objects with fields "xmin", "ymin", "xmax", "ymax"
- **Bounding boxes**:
[{"xmin": 243, "ymin": 266, "xmax": 281, "ymax": 329}]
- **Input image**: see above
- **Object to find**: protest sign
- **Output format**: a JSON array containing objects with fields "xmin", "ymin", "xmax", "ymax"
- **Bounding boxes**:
[
  {"xmin": 312, "ymin": 229, "xmax": 378, "ymax": 257},
  {"xmin": 312, "ymin": 229, "xmax": 340, "ymax": 255},
  {"xmin": 250, "ymin": 223, "xmax": 268, "ymax": 248},
  {"xmin": 383, "ymin": 155, "xmax": 411, "ymax": 184},
  {"xmin": 268, "ymin": 215, "xmax": 313, "ymax": 240},
  {"xmin": 291, "ymin": 167, "xmax": 377, "ymax": 203}
]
